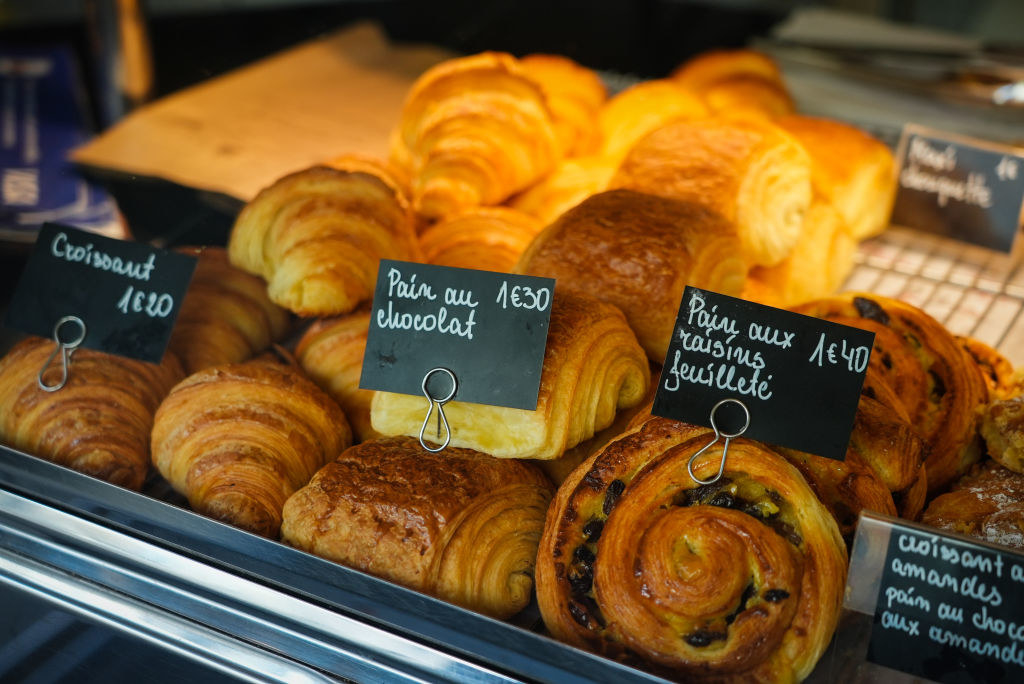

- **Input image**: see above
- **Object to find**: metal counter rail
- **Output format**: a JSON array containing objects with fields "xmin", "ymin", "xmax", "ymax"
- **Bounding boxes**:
[{"xmin": 0, "ymin": 444, "xmax": 665, "ymax": 684}]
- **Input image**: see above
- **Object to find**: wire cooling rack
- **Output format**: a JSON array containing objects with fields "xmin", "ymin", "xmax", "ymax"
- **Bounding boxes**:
[{"xmin": 844, "ymin": 227, "xmax": 1024, "ymax": 366}]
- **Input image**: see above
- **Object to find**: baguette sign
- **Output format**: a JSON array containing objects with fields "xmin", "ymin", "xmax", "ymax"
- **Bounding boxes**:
[
  {"xmin": 360, "ymin": 260, "xmax": 554, "ymax": 410},
  {"xmin": 652, "ymin": 287, "xmax": 874, "ymax": 460},
  {"xmin": 4, "ymin": 223, "xmax": 196, "ymax": 363},
  {"xmin": 867, "ymin": 522, "xmax": 1024, "ymax": 682},
  {"xmin": 892, "ymin": 124, "xmax": 1024, "ymax": 254}
]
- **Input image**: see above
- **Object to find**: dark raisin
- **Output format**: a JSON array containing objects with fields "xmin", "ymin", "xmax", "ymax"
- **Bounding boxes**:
[
  {"xmin": 574, "ymin": 545, "xmax": 596, "ymax": 565},
  {"xmin": 582, "ymin": 518, "xmax": 604, "ymax": 543},
  {"xmin": 763, "ymin": 589, "xmax": 790, "ymax": 602},
  {"xmin": 882, "ymin": 353, "xmax": 893, "ymax": 370},
  {"xmin": 708, "ymin": 492, "xmax": 736, "ymax": 509},
  {"xmin": 684, "ymin": 630, "xmax": 727, "ymax": 647},
  {"xmin": 863, "ymin": 385, "xmax": 877, "ymax": 400},
  {"xmin": 568, "ymin": 601, "xmax": 591, "ymax": 628},
  {"xmin": 726, "ymin": 582, "xmax": 757, "ymax": 624},
  {"xmin": 582, "ymin": 472, "xmax": 604, "ymax": 490},
  {"xmin": 579, "ymin": 595, "xmax": 605, "ymax": 627},
  {"xmin": 929, "ymin": 369, "xmax": 946, "ymax": 399},
  {"xmin": 742, "ymin": 502, "xmax": 767, "ymax": 520},
  {"xmin": 772, "ymin": 521, "xmax": 803, "ymax": 548},
  {"xmin": 603, "ymin": 480, "xmax": 626, "ymax": 515},
  {"xmin": 853, "ymin": 297, "xmax": 890, "ymax": 326},
  {"xmin": 767, "ymin": 490, "xmax": 783, "ymax": 505},
  {"xmin": 569, "ymin": 571, "xmax": 593, "ymax": 596}
]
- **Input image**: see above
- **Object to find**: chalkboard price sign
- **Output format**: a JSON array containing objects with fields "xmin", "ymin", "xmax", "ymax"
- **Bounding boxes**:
[
  {"xmin": 4, "ymin": 223, "xmax": 197, "ymax": 363},
  {"xmin": 892, "ymin": 124, "xmax": 1024, "ymax": 253},
  {"xmin": 359, "ymin": 260, "xmax": 554, "ymax": 410},
  {"xmin": 867, "ymin": 523, "xmax": 1024, "ymax": 683},
  {"xmin": 652, "ymin": 287, "xmax": 875, "ymax": 461}
]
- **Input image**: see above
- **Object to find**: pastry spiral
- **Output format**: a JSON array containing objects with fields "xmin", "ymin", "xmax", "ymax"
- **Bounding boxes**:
[
  {"xmin": 793, "ymin": 293, "xmax": 988, "ymax": 495},
  {"xmin": 0, "ymin": 337, "xmax": 183, "ymax": 489},
  {"xmin": 227, "ymin": 165, "xmax": 418, "ymax": 317},
  {"xmin": 169, "ymin": 246, "xmax": 291, "ymax": 375},
  {"xmin": 418, "ymin": 206, "xmax": 543, "ymax": 274},
  {"xmin": 610, "ymin": 117, "xmax": 812, "ymax": 267},
  {"xmin": 151, "ymin": 358, "xmax": 351, "ymax": 537},
  {"xmin": 294, "ymin": 307, "xmax": 379, "ymax": 443},
  {"xmin": 370, "ymin": 290, "xmax": 650, "ymax": 460},
  {"xmin": 515, "ymin": 189, "xmax": 747, "ymax": 362},
  {"xmin": 536, "ymin": 415, "xmax": 847, "ymax": 682},
  {"xmin": 391, "ymin": 52, "xmax": 561, "ymax": 220},
  {"xmin": 281, "ymin": 436, "xmax": 553, "ymax": 619}
]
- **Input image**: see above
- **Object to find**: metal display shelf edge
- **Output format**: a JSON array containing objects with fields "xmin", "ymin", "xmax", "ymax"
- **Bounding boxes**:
[{"xmin": 0, "ymin": 445, "xmax": 664, "ymax": 684}]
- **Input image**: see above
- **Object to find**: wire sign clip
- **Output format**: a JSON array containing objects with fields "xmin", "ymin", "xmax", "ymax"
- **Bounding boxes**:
[
  {"xmin": 419, "ymin": 367, "xmax": 458, "ymax": 453},
  {"xmin": 686, "ymin": 398, "xmax": 750, "ymax": 486},
  {"xmin": 37, "ymin": 315, "xmax": 87, "ymax": 392}
]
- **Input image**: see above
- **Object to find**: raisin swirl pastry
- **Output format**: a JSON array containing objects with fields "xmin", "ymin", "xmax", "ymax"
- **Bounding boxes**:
[
  {"xmin": 793, "ymin": 293, "xmax": 988, "ymax": 495},
  {"xmin": 0, "ymin": 337, "xmax": 183, "ymax": 490},
  {"xmin": 536, "ymin": 416, "xmax": 847, "ymax": 682}
]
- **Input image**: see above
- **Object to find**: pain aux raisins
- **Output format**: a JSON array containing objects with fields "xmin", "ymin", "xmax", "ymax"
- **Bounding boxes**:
[{"xmin": 725, "ymin": 582, "xmax": 757, "ymax": 625}]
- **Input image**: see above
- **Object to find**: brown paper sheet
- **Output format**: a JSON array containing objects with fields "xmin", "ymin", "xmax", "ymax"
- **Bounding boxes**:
[{"xmin": 72, "ymin": 22, "xmax": 453, "ymax": 201}]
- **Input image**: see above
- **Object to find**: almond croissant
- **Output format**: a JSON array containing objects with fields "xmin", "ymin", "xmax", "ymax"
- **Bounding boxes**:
[
  {"xmin": 0, "ymin": 337, "xmax": 183, "ymax": 489},
  {"xmin": 151, "ymin": 358, "xmax": 352, "ymax": 537}
]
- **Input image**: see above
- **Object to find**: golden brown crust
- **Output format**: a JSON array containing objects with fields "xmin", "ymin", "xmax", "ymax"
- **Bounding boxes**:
[
  {"xmin": 598, "ymin": 79, "xmax": 708, "ymax": 163},
  {"xmin": 227, "ymin": 165, "xmax": 419, "ymax": 317},
  {"xmin": 776, "ymin": 115, "xmax": 896, "ymax": 240},
  {"xmin": 151, "ymin": 358, "xmax": 351, "ymax": 538},
  {"xmin": 508, "ymin": 155, "xmax": 617, "ymax": 227},
  {"xmin": 391, "ymin": 52, "xmax": 561, "ymax": 220},
  {"xmin": 670, "ymin": 49, "xmax": 794, "ymax": 120},
  {"xmin": 0, "ymin": 337, "xmax": 183, "ymax": 490},
  {"xmin": 170, "ymin": 246, "xmax": 291, "ymax": 375},
  {"xmin": 516, "ymin": 189, "xmax": 747, "ymax": 362},
  {"xmin": 610, "ymin": 118, "xmax": 812, "ymax": 267},
  {"xmin": 295, "ymin": 308, "xmax": 379, "ymax": 443},
  {"xmin": 281, "ymin": 436, "xmax": 553, "ymax": 619},
  {"xmin": 922, "ymin": 459, "xmax": 1024, "ymax": 550},
  {"xmin": 671, "ymin": 49, "xmax": 787, "ymax": 92},
  {"xmin": 370, "ymin": 289, "xmax": 650, "ymax": 460},
  {"xmin": 535, "ymin": 415, "xmax": 847, "ymax": 682},
  {"xmin": 418, "ymin": 206, "xmax": 543, "ymax": 273},
  {"xmin": 958, "ymin": 336, "xmax": 1017, "ymax": 399},
  {"xmin": 793, "ymin": 293, "xmax": 988, "ymax": 495},
  {"xmin": 520, "ymin": 54, "xmax": 607, "ymax": 157},
  {"xmin": 982, "ymin": 395, "xmax": 1024, "ymax": 474}
]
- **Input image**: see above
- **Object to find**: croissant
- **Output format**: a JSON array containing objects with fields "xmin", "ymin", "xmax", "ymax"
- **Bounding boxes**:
[
  {"xmin": 671, "ymin": 49, "xmax": 795, "ymax": 120},
  {"xmin": 520, "ymin": 54, "xmax": 606, "ymax": 157},
  {"xmin": 294, "ymin": 308, "xmax": 379, "ymax": 443},
  {"xmin": 515, "ymin": 189, "xmax": 747, "ymax": 362},
  {"xmin": 921, "ymin": 459, "xmax": 1024, "ymax": 550},
  {"xmin": 281, "ymin": 436, "xmax": 553, "ymax": 619},
  {"xmin": 391, "ymin": 52, "xmax": 561, "ymax": 220},
  {"xmin": 169, "ymin": 246, "xmax": 291, "ymax": 375},
  {"xmin": 536, "ymin": 415, "xmax": 847, "ymax": 682},
  {"xmin": 744, "ymin": 195, "xmax": 856, "ymax": 307},
  {"xmin": 958, "ymin": 336, "xmax": 1017, "ymax": 399},
  {"xmin": 597, "ymin": 79, "xmax": 708, "ymax": 163},
  {"xmin": 793, "ymin": 293, "xmax": 988, "ymax": 495},
  {"xmin": 418, "ymin": 206, "xmax": 543, "ymax": 274},
  {"xmin": 151, "ymin": 358, "xmax": 351, "ymax": 537},
  {"xmin": 610, "ymin": 117, "xmax": 812, "ymax": 267},
  {"xmin": 228, "ymin": 165, "xmax": 419, "ymax": 317},
  {"xmin": 0, "ymin": 337, "xmax": 183, "ymax": 489},
  {"xmin": 370, "ymin": 290, "xmax": 650, "ymax": 460},
  {"xmin": 508, "ymin": 155, "xmax": 617, "ymax": 227},
  {"xmin": 776, "ymin": 115, "xmax": 896, "ymax": 240}
]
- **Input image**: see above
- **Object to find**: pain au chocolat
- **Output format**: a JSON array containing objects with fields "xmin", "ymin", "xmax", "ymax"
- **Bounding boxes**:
[
  {"xmin": 536, "ymin": 415, "xmax": 846, "ymax": 682},
  {"xmin": 281, "ymin": 436, "xmax": 553, "ymax": 619},
  {"xmin": 370, "ymin": 290, "xmax": 650, "ymax": 460},
  {"xmin": 515, "ymin": 189, "xmax": 747, "ymax": 363}
]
